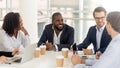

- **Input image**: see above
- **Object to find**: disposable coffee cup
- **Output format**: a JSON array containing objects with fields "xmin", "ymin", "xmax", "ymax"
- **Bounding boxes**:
[
  {"xmin": 34, "ymin": 48, "xmax": 40, "ymax": 58},
  {"xmin": 77, "ymin": 51, "xmax": 84, "ymax": 56},
  {"xmin": 56, "ymin": 55, "xmax": 64, "ymax": 67},
  {"xmin": 62, "ymin": 48, "xmax": 69, "ymax": 58},
  {"xmin": 40, "ymin": 46, "xmax": 46, "ymax": 55}
]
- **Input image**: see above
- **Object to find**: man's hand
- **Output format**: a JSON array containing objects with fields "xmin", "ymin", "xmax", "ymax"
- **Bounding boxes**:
[
  {"xmin": 96, "ymin": 51, "xmax": 102, "ymax": 59},
  {"xmin": 82, "ymin": 48, "xmax": 93, "ymax": 55},
  {"xmin": 71, "ymin": 54, "xmax": 81, "ymax": 65},
  {"xmin": 45, "ymin": 41, "xmax": 55, "ymax": 50}
]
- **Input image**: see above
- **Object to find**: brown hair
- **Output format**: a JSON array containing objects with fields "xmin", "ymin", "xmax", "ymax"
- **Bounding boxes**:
[
  {"xmin": 93, "ymin": 7, "xmax": 106, "ymax": 17},
  {"xmin": 107, "ymin": 11, "xmax": 120, "ymax": 33},
  {"xmin": 2, "ymin": 12, "xmax": 20, "ymax": 36}
]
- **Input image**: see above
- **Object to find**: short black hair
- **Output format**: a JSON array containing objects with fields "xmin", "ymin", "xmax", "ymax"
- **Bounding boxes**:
[{"xmin": 52, "ymin": 12, "xmax": 62, "ymax": 21}]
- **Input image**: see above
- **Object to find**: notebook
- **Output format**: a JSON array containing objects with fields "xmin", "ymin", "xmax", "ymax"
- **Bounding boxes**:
[{"xmin": 6, "ymin": 44, "xmax": 36, "ymax": 64}]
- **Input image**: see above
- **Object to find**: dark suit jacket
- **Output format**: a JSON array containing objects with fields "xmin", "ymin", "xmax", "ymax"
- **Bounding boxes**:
[
  {"xmin": 37, "ymin": 24, "xmax": 74, "ymax": 51},
  {"xmin": 77, "ymin": 25, "xmax": 112, "ymax": 53}
]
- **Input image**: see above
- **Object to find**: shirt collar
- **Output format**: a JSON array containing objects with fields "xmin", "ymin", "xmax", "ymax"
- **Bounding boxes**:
[
  {"xmin": 112, "ymin": 34, "xmax": 120, "ymax": 41},
  {"xmin": 52, "ymin": 25, "xmax": 63, "ymax": 32},
  {"xmin": 96, "ymin": 25, "xmax": 106, "ymax": 31}
]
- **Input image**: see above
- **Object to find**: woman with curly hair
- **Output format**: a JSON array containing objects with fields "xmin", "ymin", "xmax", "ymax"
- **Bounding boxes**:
[{"xmin": 0, "ymin": 12, "xmax": 30, "ymax": 57}]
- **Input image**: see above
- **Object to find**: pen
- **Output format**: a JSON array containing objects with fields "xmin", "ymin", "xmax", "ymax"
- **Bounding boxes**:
[{"xmin": 72, "ymin": 43, "xmax": 78, "ymax": 54}]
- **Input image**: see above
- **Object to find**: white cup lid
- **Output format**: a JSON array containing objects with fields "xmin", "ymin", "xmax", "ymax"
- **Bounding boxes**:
[
  {"xmin": 40, "ymin": 45, "xmax": 46, "ymax": 48},
  {"xmin": 36, "ymin": 48, "xmax": 40, "ymax": 50},
  {"xmin": 62, "ymin": 48, "xmax": 69, "ymax": 51},
  {"xmin": 56, "ymin": 55, "xmax": 64, "ymax": 59}
]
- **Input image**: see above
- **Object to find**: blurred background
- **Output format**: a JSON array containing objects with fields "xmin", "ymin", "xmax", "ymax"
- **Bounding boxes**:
[{"xmin": 0, "ymin": 0, "xmax": 119, "ymax": 49}]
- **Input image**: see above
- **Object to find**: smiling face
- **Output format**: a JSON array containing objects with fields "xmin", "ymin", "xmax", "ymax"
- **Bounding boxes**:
[
  {"xmin": 52, "ymin": 14, "xmax": 64, "ymax": 31},
  {"xmin": 94, "ymin": 11, "xmax": 106, "ymax": 29}
]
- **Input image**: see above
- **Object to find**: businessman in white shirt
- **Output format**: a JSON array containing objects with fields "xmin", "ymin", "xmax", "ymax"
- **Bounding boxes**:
[
  {"xmin": 71, "ymin": 11, "xmax": 120, "ymax": 68},
  {"xmin": 37, "ymin": 12, "xmax": 74, "ymax": 51}
]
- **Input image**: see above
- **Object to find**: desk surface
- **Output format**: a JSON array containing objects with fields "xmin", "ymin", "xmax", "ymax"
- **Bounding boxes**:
[
  {"xmin": 0, "ymin": 51, "xmax": 73, "ymax": 68},
  {"xmin": 0, "ymin": 51, "xmax": 91, "ymax": 68}
]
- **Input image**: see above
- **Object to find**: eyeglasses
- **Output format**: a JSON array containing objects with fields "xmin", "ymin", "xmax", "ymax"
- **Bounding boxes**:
[{"xmin": 95, "ymin": 16, "xmax": 105, "ymax": 19}]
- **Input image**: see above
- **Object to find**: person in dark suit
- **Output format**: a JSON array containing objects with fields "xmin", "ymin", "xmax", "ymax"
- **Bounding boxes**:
[
  {"xmin": 77, "ymin": 7, "xmax": 112, "ymax": 56},
  {"xmin": 37, "ymin": 12, "xmax": 74, "ymax": 51},
  {"xmin": 72, "ymin": 11, "xmax": 120, "ymax": 68}
]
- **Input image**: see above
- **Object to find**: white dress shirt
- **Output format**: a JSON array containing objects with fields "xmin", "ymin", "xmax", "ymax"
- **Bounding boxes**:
[
  {"xmin": 53, "ymin": 30, "xmax": 62, "ymax": 45},
  {"xmin": 52, "ymin": 26, "xmax": 63, "ymax": 51},
  {"xmin": 74, "ymin": 34, "xmax": 120, "ymax": 68},
  {"xmin": 53, "ymin": 30, "xmax": 62, "ymax": 51},
  {"xmin": 0, "ymin": 28, "xmax": 30, "ymax": 52},
  {"xmin": 96, "ymin": 25, "xmax": 105, "ymax": 49}
]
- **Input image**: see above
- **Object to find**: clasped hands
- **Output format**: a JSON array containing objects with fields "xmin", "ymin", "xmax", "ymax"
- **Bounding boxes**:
[
  {"xmin": 71, "ymin": 49, "xmax": 102, "ymax": 66},
  {"xmin": 45, "ymin": 41, "xmax": 56, "ymax": 51}
]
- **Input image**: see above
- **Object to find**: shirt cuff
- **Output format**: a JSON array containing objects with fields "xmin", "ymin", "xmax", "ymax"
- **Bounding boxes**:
[
  {"xmin": 74, "ymin": 64, "xmax": 84, "ymax": 68},
  {"xmin": 85, "ymin": 59, "xmax": 97, "ymax": 66},
  {"xmin": 54, "ymin": 44, "xmax": 58, "ymax": 51}
]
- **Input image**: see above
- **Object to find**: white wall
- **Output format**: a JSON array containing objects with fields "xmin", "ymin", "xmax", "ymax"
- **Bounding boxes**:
[{"xmin": 19, "ymin": 0, "xmax": 38, "ymax": 44}]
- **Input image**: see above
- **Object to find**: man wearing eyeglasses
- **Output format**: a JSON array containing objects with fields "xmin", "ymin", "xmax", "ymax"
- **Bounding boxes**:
[{"xmin": 77, "ymin": 7, "xmax": 112, "ymax": 58}]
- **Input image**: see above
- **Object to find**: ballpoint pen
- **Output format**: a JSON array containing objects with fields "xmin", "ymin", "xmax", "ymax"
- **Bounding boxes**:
[{"xmin": 72, "ymin": 43, "xmax": 77, "ymax": 54}]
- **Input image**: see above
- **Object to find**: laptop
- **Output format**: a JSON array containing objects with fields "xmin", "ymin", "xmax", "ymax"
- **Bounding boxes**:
[{"xmin": 6, "ymin": 44, "xmax": 36, "ymax": 64}]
